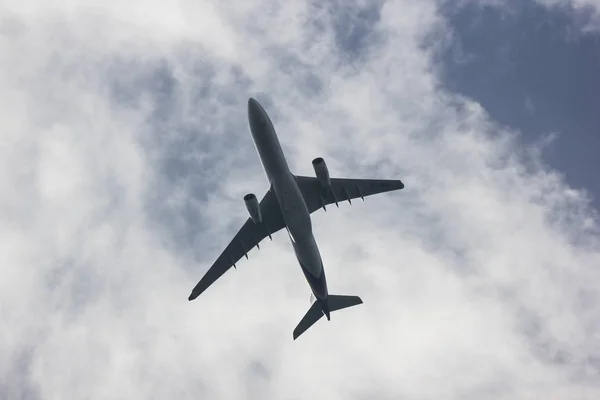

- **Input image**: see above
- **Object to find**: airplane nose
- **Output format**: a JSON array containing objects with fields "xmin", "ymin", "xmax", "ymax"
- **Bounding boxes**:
[
  {"xmin": 248, "ymin": 97, "xmax": 260, "ymax": 117},
  {"xmin": 248, "ymin": 97, "xmax": 266, "ymax": 126}
]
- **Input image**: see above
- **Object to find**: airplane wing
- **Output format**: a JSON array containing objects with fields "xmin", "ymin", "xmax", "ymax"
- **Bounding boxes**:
[
  {"xmin": 188, "ymin": 187, "xmax": 286, "ymax": 301},
  {"xmin": 295, "ymin": 175, "xmax": 404, "ymax": 214}
]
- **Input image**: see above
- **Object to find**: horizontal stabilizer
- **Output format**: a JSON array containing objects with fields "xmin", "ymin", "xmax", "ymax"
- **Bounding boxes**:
[
  {"xmin": 327, "ymin": 295, "xmax": 363, "ymax": 312},
  {"xmin": 293, "ymin": 300, "xmax": 324, "ymax": 340},
  {"xmin": 293, "ymin": 295, "xmax": 363, "ymax": 340}
]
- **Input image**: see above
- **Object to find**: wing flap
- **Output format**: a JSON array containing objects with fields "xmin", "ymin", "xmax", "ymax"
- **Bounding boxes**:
[
  {"xmin": 188, "ymin": 187, "xmax": 286, "ymax": 300},
  {"xmin": 295, "ymin": 175, "xmax": 404, "ymax": 214}
]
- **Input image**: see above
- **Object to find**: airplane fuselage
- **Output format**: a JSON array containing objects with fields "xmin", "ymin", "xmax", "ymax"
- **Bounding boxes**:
[{"xmin": 247, "ymin": 98, "xmax": 330, "ymax": 318}]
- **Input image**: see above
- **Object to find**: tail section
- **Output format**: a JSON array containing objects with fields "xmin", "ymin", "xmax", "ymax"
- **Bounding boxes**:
[
  {"xmin": 327, "ymin": 295, "xmax": 363, "ymax": 312},
  {"xmin": 293, "ymin": 295, "xmax": 363, "ymax": 340},
  {"xmin": 293, "ymin": 300, "xmax": 323, "ymax": 340}
]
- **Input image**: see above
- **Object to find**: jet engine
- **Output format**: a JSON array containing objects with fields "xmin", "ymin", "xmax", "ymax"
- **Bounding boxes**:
[
  {"xmin": 244, "ymin": 193, "xmax": 262, "ymax": 223},
  {"xmin": 312, "ymin": 157, "xmax": 331, "ymax": 188}
]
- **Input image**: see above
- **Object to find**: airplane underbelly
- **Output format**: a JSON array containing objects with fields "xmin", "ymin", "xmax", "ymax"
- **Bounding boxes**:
[
  {"xmin": 293, "ymin": 238, "xmax": 322, "ymax": 275},
  {"xmin": 272, "ymin": 174, "xmax": 324, "ymax": 281},
  {"xmin": 274, "ymin": 176, "xmax": 311, "ymax": 231}
]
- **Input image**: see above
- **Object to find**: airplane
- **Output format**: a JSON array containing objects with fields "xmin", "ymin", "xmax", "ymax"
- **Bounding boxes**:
[{"xmin": 188, "ymin": 97, "xmax": 405, "ymax": 340}]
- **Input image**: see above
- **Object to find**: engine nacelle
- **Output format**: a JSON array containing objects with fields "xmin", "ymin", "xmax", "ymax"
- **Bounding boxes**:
[
  {"xmin": 244, "ymin": 193, "xmax": 262, "ymax": 223},
  {"xmin": 312, "ymin": 157, "xmax": 331, "ymax": 188}
]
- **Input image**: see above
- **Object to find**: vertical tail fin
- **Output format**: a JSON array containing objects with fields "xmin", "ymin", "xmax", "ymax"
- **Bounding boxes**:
[{"xmin": 292, "ymin": 295, "xmax": 363, "ymax": 340}]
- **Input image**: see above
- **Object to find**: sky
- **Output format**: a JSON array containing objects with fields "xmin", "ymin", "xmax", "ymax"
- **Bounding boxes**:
[
  {"xmin": 1, "ymin": 1, "xmax": 599, "ymax": 399},
  {"xmin": 438, "ymin": 0, "xmax": 600, "ymax": 210}
]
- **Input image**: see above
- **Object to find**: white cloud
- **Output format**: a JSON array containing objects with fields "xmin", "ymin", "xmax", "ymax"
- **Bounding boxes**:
[{"xmin": 1, "ymin": 1, "xmax": 599, "ymax": 399}]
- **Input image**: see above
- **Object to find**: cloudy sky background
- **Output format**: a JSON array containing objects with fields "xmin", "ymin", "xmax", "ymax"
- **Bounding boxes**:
[{"xmin": 1, "ymin": 0, "xmax": 599, "ymax": 399}]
